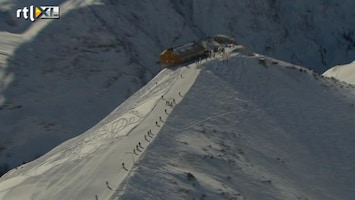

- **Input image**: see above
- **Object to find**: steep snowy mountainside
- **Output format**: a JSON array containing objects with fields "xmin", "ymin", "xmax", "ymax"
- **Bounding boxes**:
[
  {"xmin": 0, "ymin": 59, "xmax": 202, "ymax": 200},
  {"xmin": 1, "ymin": 47, "xmax": 354, "ymax": 200},
  {"xmin": 1, "ymin": 0, "xmax": 355, "ymax": 175},
  {"xmin": 1, "ymin": 0, "xmax": 138, "ymax": 173},
  {"xmin": 118, "ymin": 53, "xmax": 355, "ymax": 200},
  {"xmin": 323, "ymin": 60, "xmax": 355, "ymax": 85}
]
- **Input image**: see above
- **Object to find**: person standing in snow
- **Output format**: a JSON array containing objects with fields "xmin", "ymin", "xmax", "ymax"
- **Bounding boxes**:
[
  {"xmin": 122, "ymin": 163, "xmax": 128, "ymax": 171},
  {"xmin": 105, "ymin": 181, "xmax": 112, "ymax": 190},
  {"xmin": 147, "ymin": 133, "xmax": 153, "ymax": 138},
  {"xmin": 138, "ymin": 142, "xmax": 143, "ymax": 149},
  {"xmin": 148, "ymin": 130, "xmax": 154, "ymax": 137},
  {"xmin": 136, "ymin": 145, "xmax": 142, "ymax": 152},
  {"xmin": 144, "ymin": 134, "xmax": 150, "ymax": 142}
]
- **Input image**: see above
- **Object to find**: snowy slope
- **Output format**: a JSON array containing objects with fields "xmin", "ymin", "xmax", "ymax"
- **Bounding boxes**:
[
  {"xmin": 323, "ymin": 60, "xmax": 355, "ymax": 85},
  {"xmin": 117, "ymin": 50, "xmax": 355, "ymax": 200},
  {"xmin": 0, "ymin": 58, "xmax": 203, "ymax": 199},
  {"xmin": 0, "ymin": 0, "xmax": 149, "ymax": 173},
  {"xmin": 1, "ymin": 47, "xmax": 355, "ymax": 200},
  {"xmin": 2, "ymin": 0, "xmax": 355, "ymax": 177}
]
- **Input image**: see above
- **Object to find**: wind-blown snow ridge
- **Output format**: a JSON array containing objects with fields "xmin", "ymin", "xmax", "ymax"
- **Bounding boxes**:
[
  {"xmin": 117, "ymin": 50, "xmax": 355, "ymax": 199},
  {"xmin": 0, "ymin": 52, "xmax": 204, "ymax": 199},
  {"xmin": 1, "ymin": 44, "xmax": 355, "ymax": 200},
  {"xmin": 2, "ymin": 0, "xmax": 355, "ymax": 177}
]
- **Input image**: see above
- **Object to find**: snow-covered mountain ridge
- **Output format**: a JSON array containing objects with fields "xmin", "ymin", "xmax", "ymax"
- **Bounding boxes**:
[
  {"xmin": 1, "ymin": 0, "xmax": 355, "ymax": 179},
  {"xmin": 0, "ymin": 46, "xmax": 354, "ymax": 200}
]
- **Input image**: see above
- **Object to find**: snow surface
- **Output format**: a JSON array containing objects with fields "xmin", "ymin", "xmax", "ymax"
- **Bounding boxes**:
[
  {"xmin": 2, "ymin": 0, "xmax": 355, "ymax": 171},
  {"xmin": 323, "ymin": 60, "xmax": 355, "ymax": 85},
  {"xmin": 1, "ymin": 46, "xmax": 355, "ymax": 200},
  {"xmin": 0, "ymin": 51, "xmax": 203, "ymax": 200},
  {"xmin": 1, "ymin": 0, "xmax": 355, "ymax": 187}
]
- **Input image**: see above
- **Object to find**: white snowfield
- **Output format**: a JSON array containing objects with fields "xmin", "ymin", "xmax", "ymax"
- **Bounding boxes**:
[
  {"xmin": 1, "ymin": 46, "xmax": 355, "ymax": 200},
  {"xmin": 2, "ymin": 0, "xmax": 355, "ymax": 176},
  {"xmin": 0, "ymin": 53, "xmax": 204, "ymax": 199},
  {"xmin": 323, "ymin": 60, "xmax": 355, "ymax": 85}
]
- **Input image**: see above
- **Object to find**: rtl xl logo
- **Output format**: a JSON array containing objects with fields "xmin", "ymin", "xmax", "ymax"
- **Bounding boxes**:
[{"xmin": 16, "ymin": 5, "xmax": 60, "ymax": 21}]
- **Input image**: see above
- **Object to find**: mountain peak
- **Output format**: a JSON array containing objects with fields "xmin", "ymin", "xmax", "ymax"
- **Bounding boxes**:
[{"xmin": 1, "ymin": 46, "xmax": 355, "ymax": 200}]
